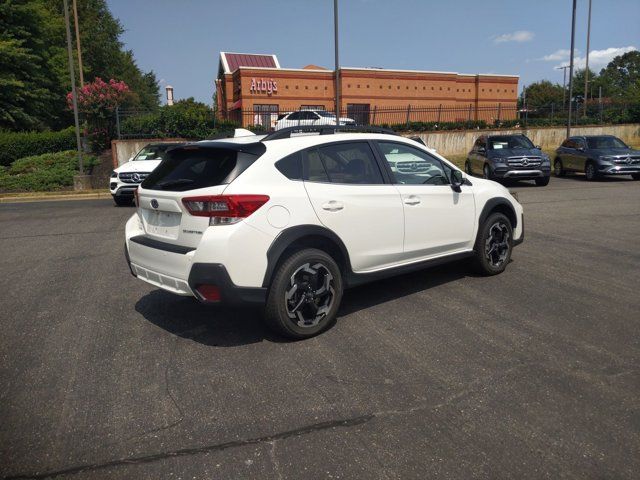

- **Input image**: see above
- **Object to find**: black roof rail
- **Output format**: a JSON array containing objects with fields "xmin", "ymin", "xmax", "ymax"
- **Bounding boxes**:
[{"xmin": 262, "ymin": 125, "xmax": 397, "ymax": 141}]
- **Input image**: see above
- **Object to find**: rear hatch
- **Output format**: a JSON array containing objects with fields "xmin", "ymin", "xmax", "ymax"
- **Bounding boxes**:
[{"xmin": 136, "ymin": 142, "xmax": 265, "ymax": 249}]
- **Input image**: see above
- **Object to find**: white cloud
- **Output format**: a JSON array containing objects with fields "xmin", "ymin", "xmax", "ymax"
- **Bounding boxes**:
[
  {"xmin": 493, "ymin": 31, "xmax": 535, "ymax": 43},
  {"xmin": 540, "ymin": 49, "xmax": 573, "ymax": 62},
  {"xmin": 555, "ymin": 46, "xmax": 637, "ymax": 69}
]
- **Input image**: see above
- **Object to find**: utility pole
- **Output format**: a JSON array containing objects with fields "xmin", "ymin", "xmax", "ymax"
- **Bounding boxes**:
[
  {"xmin": 333, "ymin": 0, "xmax": 340, "ymax": 126},
  {"xmin": 567, "ymin": 0, "xmax": 577, "ymax": 138},
  {"xmin": 72, "ymin": 0, "xmax": 84, "ymax": 87},
  {"xmin": 556, "ymin": 65, "xmax": 570, "ymax": 110},
  {"xmin": 583, "ymin": 0, "xmax": 592, "ymax": 117},
  {"xmin": 63, "ymin": 0, "xmax": 83, "ymax": 175}
]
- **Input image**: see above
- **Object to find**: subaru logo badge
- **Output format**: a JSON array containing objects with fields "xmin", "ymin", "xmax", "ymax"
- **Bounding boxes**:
[
  {"xmin": 151, "ymin": 199, "xmax": 159, "ymax": 209},
  {"xmin": 132, "ymin": 173, "xmax": 141, "ymax": 182}
]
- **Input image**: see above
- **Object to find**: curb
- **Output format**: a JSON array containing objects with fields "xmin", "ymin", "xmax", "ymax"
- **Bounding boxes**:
[{"xmin": 0, "ymin": 192, "xmax": 112, "ymax": 204}]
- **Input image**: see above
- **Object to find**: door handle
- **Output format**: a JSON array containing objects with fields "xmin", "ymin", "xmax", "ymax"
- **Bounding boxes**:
[
  {"xmin": 403, "ymin": 196, "xmax": 421, "ymax": 205},
  {"xmin": 322, "ymin": 201, "xmax": 344, "ymax": 211}
]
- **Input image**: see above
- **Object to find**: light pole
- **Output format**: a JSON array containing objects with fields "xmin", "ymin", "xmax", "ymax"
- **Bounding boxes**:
[
  {"xmin": 72, "ymin": 0, "xmax": 84, "ymax": 87},
  {"xmin": 583, "ymin": 0, "xmax": 592, "ymax": 117},
  {"xmin": 333, "ymin": 0, "xmax": 340, "ymax": 126},
  {"xmin": 567, "ymin": 0, "xmax": 577, "ymax": 138},
  {"xmin": 556, "ymin": 65, "xmax": 570, "ymax": 110},
  {"xmin": 63, "ymin": 0, "xmax": 83, "ymax": 176}
]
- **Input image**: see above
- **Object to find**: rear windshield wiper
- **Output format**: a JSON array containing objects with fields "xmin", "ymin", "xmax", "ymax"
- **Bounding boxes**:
[{"xmin": 155, "ymin": 178, "xmax": 195, "ymax": 189}]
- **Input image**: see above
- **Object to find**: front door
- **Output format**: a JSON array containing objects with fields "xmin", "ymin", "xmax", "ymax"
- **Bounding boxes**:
[
  {"xmin": 302, "ymin": 141, "xmax": 405, "ymax": 272},
  {"xmin": 376, "ymin": 141, "xmax": 476, "ymax": 259}
]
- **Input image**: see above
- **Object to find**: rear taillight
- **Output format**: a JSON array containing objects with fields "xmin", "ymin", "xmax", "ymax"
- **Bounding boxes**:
[{"xmin": 182, "ymin": 195, "xmax": 270, "ymax": 225}]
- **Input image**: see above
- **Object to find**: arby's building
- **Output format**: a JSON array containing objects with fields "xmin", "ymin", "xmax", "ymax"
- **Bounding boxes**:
[{"xmin": 215, "ymin": 52, "xmax": 519, "ymax": 127}]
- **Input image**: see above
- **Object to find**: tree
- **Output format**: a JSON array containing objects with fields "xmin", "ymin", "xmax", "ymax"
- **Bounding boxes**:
[
  {"xmin": 521, "ymin": 80, "xmax": 565, "ymax": 108},
  {"xmin": 597, "ymin": 50, "xmax": 640, "ymax": 102},
  {"xmin": 571, "ymin": 68, "xmax": 598, "ymax": 101},
  {"xmin": 0, "ymin": 1, "xmax": 67, "ymax": 130},
  {"xmin": 0, "ymin": 0, "xmax": 160, "ymax": 132}
]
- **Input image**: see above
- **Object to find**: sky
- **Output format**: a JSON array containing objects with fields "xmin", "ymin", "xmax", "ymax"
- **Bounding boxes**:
[{"xmin": 107, "ymin": 0, "xmax": 640, "ymax": 105}]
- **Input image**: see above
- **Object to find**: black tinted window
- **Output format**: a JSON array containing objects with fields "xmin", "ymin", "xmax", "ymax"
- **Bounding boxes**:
[
  {"xmin": 306, "ymin": 142, "xmax": 384, "ymax": 184},
  {"xmin": 275, "ymin": 151, "xmax": 302, "ymax": 180},
  {"xmin": 287, "ymin": 112, "xmax": 302, "ymax": 120},
  {"xmin": 142, "ymin": 147, "xmax": 258, "ymax": 191},
  {"xmin": 378, "ymin": 142, "xmax": 449, "ymax": 185},
  {"xmin": 586, "ymin": 136, "xmax": 628, "ymax": 149},
  {"xmin": 488, "ymin": 136, "xmax": 534, "ymax": 150}
]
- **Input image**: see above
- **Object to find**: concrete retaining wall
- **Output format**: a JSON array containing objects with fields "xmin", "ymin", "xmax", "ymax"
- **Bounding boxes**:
[
  {"xmin": 110, "ymin": 138, "xmax": 186, "ymax": 167},
  {"xmin": 407, "ymin": 123, "xmax": 640, "ymax": 157}
]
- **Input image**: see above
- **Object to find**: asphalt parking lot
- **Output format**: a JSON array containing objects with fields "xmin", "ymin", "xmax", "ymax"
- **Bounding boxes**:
[{"xmin": 1, "ymin": 175, "xmax": 639, "ymax": 479}]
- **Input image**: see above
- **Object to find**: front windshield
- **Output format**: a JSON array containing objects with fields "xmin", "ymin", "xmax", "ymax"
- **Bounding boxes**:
[
  {"xmin": 586, "ymin": 136, "xmax": 628, "ymax": 149},
  {"xmin": 488, "ymin": 136, "xmax": 535, "ymax": 150},
  {"xmin": 134, "ymin": 145, "xmax": 171, "ymax": 161}
]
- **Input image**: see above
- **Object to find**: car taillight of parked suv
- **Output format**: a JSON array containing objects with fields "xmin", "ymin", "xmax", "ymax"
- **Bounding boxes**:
[
  {"xmin": 465, "ymin": 134, "xmax": 551, "ymax": 186},
  {"xmin": 125, "ymin": 126, "xmax": 524, "ymax": 339}
]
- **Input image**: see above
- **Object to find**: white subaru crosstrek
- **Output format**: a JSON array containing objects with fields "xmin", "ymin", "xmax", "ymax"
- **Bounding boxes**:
[
  {"xmin": 125, "ymin": 126, "xmax": 524, "ymax": 339},
  {"xmin": 110, "ymin": 142, "xmax": 184, "ymax": 206}
]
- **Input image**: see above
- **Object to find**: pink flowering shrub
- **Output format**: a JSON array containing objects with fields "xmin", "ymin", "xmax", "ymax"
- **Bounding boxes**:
[{"xmin": 67, "ymin": 78, "xmax": 130, "ymax": 152}]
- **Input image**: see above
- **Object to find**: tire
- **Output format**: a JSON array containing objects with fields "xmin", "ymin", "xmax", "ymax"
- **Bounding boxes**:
[
  {"xmin": 535, "ymin": 176, "xmax": 550, "ymax": 187},
  {"xmin": 584, "ymin": 161, "xmax": 598, "ymax": 181},
  {"xmin": 465, "ymin": 161, "xmax": 473, "ymax": 176},
  {"xmin": 265, "ymin": 248, "xmax": 343, "ymax": 339},
  {"xmin": 554, "ymin": 159, "xmax": 565, "ymax": 177},
  {"xmin": 472, "ymin": 212, "xmax": 513, "ymax": 276},
  {"xmin": 483, "ymin": 164, "xmax": 493, "ymax": 180},
  {"xmin": 631, "ymin": 173, "xmax": 640, "ymax": 180},
  {"xmin": 113, "ymin": 195, "xmax": 133, "ymax": 206}
]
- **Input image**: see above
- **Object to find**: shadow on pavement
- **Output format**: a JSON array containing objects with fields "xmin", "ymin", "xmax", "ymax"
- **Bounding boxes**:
[{"xmin": 135, "ymin": 259, "xmax": 476, "ymax": 346}]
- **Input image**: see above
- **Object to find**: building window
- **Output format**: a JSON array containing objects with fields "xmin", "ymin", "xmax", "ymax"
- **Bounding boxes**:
[{"xmin": 253, "ymin": 104, "xmax": 279, "ymax": 129}]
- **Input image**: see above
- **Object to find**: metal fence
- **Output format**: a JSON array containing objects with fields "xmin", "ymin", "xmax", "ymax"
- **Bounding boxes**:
[{"xmin": 233, "ymin": 102, "xmax": 640, "ymax": 132}]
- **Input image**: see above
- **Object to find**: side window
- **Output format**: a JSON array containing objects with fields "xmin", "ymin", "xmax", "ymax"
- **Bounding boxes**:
[
  {"xmin": 575, "ymin": 138, "xmax": 585, "ymax": 149},
  {"xmin": 275, "ymin": 151, "xmax": 302, "ymax": 180},
  {"xmin": 302, "ymin": 111, "xmax": 318, "ymax": 120},
  {"xmin": 287, "ymin": 112, "xmax": 302, "ymax": 120},
  {"xmin": 305, "ymin": 150, "xmax": 330, "ymax": 182},
  {"xmin": 561, "ymin": 139, "xmax": 571, "ymax": 148},
  {"xmin": 303, "ymin": 142, "xmax": 384, "ymax": 184},
  {"xmin": 378, "ymin": 142, "xmax": 449, "ymax": 185},
  {"xmin": 473, "ymin": 138, "xmax": 483, "ymax": 151}
]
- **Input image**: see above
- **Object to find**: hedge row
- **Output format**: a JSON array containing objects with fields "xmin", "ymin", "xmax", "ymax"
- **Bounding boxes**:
[
  {"xmin": 0, "ymin": 128, "xmax": 77, "ymax": 167},
  {"xmin": 0, "ymin": 150, "xmax": 97, "ymax": 192}
]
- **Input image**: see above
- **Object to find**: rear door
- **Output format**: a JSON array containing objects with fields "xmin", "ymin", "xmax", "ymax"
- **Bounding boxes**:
[
  {"xmin": 137, "ymin": 145, "xmax": 261, "ymax": 249},
  {"xmin": 375, "ymin": 141, "xmax": 476, "ymax": 259},
  {"xmin": 302, "ymin": 141, "xmax": 405, "ymax": 272}
]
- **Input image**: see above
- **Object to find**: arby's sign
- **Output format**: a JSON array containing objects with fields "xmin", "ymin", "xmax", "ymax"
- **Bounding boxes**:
[{"xmin": 250, "ymin": 78, "xmax": 278, "ymax": 95}]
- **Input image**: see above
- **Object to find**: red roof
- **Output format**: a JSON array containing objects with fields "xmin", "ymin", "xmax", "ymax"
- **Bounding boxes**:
[{"xmin": 220, "ymin": 52, "xmax": 278, "ymax": 74}]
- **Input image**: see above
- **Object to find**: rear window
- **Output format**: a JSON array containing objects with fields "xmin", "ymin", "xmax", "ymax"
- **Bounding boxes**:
[{"xmin": 142, "ymin": 147, "xmax": 259, "ymax": 192}]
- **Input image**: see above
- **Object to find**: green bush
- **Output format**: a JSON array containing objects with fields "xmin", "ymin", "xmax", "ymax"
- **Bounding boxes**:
[
  {"xmin": 120, "ymin": 98, "xmax": 240, "ymax": 140},
  {"xmin": 0, "ymin": 150, "xmax": 97, "ymax": 192},
  {"xmin": 0, "ymin": 128, "xmax": 77, "ymax": 167}
]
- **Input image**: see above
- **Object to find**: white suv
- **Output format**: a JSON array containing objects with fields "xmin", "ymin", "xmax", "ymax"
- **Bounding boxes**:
[
  {"xmin": 275, "ymin": 110, "xmax": 356, "ymax": 130},
  {"xmin": 110, "ymin": 142, "xmax": 184, "ymax": 206},
  {"xmin": 125, "ymin": 126, "xmax": 524, "ymax": 339}
]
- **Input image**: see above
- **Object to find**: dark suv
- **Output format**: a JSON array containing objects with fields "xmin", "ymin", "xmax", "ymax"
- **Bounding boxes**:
[
  {"xmin": 465, "ymin": 134, "xmax": 551, "ymax": 186},
  {"xmin": 554, "ymin": 135, "xmax": 640, "ymax": 181}
]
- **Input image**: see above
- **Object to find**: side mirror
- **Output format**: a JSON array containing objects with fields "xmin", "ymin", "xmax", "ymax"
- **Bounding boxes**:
[
  {"xmin": 478, "ymin": 147, "xmax": 486, "ymax": 154},
  {"xmin": 535, "ymin": 145, "xmax": 542, "ymax": 150},
  {"xmin": 128, "ymin": 156, "xmax": 134, "ymax": 162},
  {"xmin": 451, "ymin": 170, "xmax": 464, "ymax": 192},
  {"xmin": 577, "ymin": 146, "xmax": 585, "ymax": 152}
]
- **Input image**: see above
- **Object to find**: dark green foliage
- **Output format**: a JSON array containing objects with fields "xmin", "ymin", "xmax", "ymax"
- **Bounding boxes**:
[
  {"xmin": 0, "ymin": 150, "xmax": 97, "ymax": 192},
  {"xmin": 1, "ymin": 0, "xmax": 160, "ymax": 133},
  {"xmin": 0, "ymin": 128, "xmax": 76, "ymax": 166},
  {"xmin": 120, "ymin": 99, "xmax": 239, "ymax": 139}
]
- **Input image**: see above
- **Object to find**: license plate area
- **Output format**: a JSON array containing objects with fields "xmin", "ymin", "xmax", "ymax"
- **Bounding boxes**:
[{"xmin": 142, "ymin": 209, "xmax": 182, "ymax": 239}]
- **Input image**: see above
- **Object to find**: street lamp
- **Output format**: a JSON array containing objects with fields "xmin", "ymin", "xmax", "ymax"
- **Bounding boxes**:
[
  {"xmin": 567, "ymin": 0, "xmax": 577, "ymax": 138},
  {"xmin": 334, "ymin": 0, "xmax": 340, "ymax": 125},
  {"xmin": 556, "ymin": 65, "xmax": 570, "ymax": 110}
]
